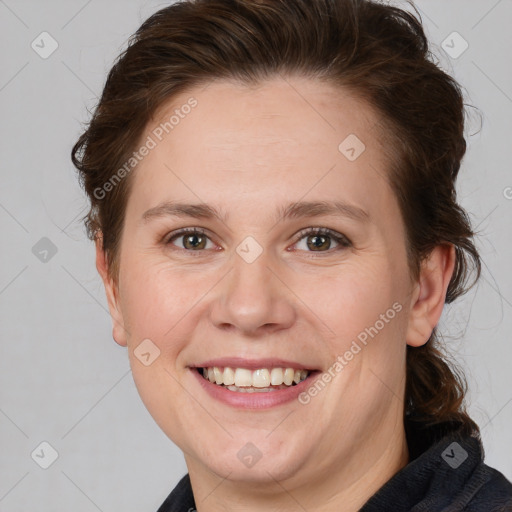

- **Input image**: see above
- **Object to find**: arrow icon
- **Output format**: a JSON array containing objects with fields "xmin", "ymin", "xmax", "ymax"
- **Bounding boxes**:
[
  {"xmin": 441, "ymin": 441, "xmax": 468, "ymax": 468},
  {"xmin": 134, "ymin": 339, "xmax": 161, "ymax": 366},
  {"xmin": 32, "ymin": 237, "xmax": 58, "ymax": 263},
  {"xmin": 31, "ymin": 31, "xmax": 59, "ymax": 59},
  {"xmin": 236, "ymin": 236, "xmax": 263, "ymax": 263},
  {"xmin": 339, "ymin": 134, "xmax": 365, "ymax": 161},
  {"xmin": 237, "ymin": 442, "xmax": 263, "ymax": 468},
  {"xmin": 441, "ymin": 32, "xmax": 468, "ymax": 59},
  {"xmin": 31, "ymin": 441, "xmax": 59, "ymax": 469}
]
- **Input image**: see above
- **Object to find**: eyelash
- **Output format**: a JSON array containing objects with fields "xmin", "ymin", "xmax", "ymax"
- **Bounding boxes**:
[{"xmin": 163, "ymin": 227, "xmax": 352, "ymax": 256}]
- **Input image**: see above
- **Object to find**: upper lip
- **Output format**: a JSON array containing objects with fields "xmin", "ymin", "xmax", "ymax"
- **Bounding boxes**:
[{"xmin": 190, "ymin": 357, "xmax": 317, "ymax": 371}]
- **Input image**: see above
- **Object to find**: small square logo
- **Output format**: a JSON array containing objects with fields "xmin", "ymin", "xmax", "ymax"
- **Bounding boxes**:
[
  {"xmin": 32, "ymin": 237, "xmax": 58, "ymax": 263},
  {"xmin": 441, "ymin": 32, "xmax": 469, "ymax": 59},
  {"xmin": 338, "ymin": 134, "xmax": 366, "ymax": 161},
  {"xmin": 134, "ymin": 338, "xmax": 160, "ymax": 366},
  {"xmin": 31, "ymin": 441, "xmax": 59, "ymax": 469},
  {"xmin": 441, "ymin": 441, "xmax": 468, "ymax": 469},
  {"xmin": 236, "ymin": 236, "xmax": 263, "ymax": 264},
  {"xmin": 237, "ymin": 442, "xmax": 262, "ymax": 468},
  {"xmin": 31, "ymin": 31, "xmax": 59, "ymax": 59}
]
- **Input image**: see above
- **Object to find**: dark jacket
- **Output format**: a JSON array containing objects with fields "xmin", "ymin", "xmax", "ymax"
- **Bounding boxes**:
[{"xmin": 156, "ymin": 419, "xmax": 512, "ymax": 511}]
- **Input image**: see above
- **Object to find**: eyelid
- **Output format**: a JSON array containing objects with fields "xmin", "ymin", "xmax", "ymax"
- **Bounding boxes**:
[
  {"xmin": 164, "ymin": 227, "xmax": 220, "ymax": 251},
  {"xmin": 290, "ymin": 227, "xmax": 352, "ymax": 251},
  {"xmin": 164, "ymin": 226, "xmax": 351, "ymax": 255}
]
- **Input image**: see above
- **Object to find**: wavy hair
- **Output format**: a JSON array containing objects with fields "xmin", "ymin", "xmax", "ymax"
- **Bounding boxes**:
[{"xmin": 72, "ymin": 0, "xmax": 481, "ymax": 436}]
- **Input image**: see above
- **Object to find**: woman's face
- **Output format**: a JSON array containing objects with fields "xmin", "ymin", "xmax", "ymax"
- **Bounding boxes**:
[{"xmin": 101, "ymin": 76, "xmax": 421, "ymax": 488}]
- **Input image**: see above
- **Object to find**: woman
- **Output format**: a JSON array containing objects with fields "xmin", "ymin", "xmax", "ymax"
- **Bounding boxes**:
[{"xmin": 71, "ymin": 0, "xmax": 512, "ymax": 510}]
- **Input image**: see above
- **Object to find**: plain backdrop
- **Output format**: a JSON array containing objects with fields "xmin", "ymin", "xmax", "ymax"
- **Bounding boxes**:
[{"xmin": 0, "ymin": 0, "xmax": 511, "ymax": 510}]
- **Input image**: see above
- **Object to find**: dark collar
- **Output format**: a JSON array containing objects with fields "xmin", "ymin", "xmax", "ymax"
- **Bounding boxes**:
[
  {"xmin": 157, "ymin": 419, "xmax": 510, "ymax": 511},
  {"xmin": 360, "ymin": 418, "xmax": 487, "ymax": 510}
]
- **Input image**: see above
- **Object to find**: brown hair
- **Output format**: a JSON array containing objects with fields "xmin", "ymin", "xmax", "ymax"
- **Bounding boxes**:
[{"xmin": 72, "ymin": 0, "xmax": 481, "ymax": 436}]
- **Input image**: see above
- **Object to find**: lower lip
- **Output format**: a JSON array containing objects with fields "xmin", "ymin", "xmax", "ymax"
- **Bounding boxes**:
[{"xmin": 190, "ymin": 368, "xmax": 319, "ymax": 409}]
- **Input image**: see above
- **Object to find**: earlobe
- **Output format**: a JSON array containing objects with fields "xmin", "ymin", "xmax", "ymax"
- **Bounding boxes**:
[
  {"xmin": 95, "ymin": 234, "xmax": 128, "ymax": 347},
  {"xmin": 406, "ymin": 244, "xmax": 456, "ymax": 348}
]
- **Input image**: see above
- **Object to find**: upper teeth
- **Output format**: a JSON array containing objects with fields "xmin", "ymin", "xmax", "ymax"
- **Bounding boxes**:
[{"xmin": 201, "ymin": 367, "xmax": 309, "ymax": 387}]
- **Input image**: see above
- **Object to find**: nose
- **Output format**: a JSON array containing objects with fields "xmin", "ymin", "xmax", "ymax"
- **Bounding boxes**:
[{"xmin": 209, "ymin": 248, "xmax": 296, "ymax": 336}]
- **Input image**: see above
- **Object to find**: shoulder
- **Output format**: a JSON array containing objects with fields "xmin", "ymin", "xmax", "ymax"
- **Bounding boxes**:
[{"xmin": 464, "ymin": 463, "xmax": 512, "ymax": 511}]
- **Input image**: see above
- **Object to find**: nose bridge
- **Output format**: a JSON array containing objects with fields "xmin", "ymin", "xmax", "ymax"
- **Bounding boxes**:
[{"xmin": 210, "ymin": 243, "xmax": 295, "ymax": 334}]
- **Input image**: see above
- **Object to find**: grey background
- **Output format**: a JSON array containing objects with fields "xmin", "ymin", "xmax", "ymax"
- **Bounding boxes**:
[{"xmin": 0, "ymin": 0, "xmax": 511, "ymax": 510}]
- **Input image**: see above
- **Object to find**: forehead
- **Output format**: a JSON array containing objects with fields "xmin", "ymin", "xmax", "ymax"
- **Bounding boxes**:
[
  {"xmin": 150, "ymin": 76, "xmax": 381, "ymax": 154},
  {"xmin": 127, "ymin": 76, "xmax": 398, "ymax": 227}
]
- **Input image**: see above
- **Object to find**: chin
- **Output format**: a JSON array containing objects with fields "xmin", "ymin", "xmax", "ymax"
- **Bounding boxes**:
[{"xmin": 185, "ymin": 433, "xmax": 310, "ymax": 485}]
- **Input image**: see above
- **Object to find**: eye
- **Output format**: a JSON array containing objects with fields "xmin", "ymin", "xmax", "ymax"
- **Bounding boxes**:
[
  {"xmin": 165, "ymin": 228, "xmax": 217, "ymax": 251},
  {"xmin": 291, "ymin": 227, "xmax": 351, "ymax": 253},
  {"xmin": 163, "ymin": 226, "xmax": 351, "ymax": 254}
]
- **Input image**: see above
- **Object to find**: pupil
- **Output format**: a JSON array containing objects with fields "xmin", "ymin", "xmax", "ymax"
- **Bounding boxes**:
[
  {"xmin": 308, "ymin": 235, "xmax": 330, "ymax": 251},
  {"xmin": 185, "ymin": 234, "xmax": 204, "ymax": 249}
]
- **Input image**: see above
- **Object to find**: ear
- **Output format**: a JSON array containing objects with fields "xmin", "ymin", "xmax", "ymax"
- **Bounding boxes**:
[
  {"xmin": 95, "ymin": 234, "xmax": 127, "ymax": 347},
  {"xmin": 406, "ymin": 244, "xmax": 456, "ymax": 347}
]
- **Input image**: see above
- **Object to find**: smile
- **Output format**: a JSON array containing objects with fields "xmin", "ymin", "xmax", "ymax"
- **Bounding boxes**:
[
  {"xmin": 198, "ymin": 366, "xmax": 310, "ymax": 392},
  {"xmin": 190, "ymin": 358, "xmax": 320, "ymax": 408}
]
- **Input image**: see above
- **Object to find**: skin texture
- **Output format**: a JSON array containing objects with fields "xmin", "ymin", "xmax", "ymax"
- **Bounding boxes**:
[{"xmin": 96, "ymin": 76, "xmax": 456, "ymax": 511}]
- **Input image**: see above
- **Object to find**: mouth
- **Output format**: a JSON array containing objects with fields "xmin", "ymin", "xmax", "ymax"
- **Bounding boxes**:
[
  {"xmin": 189, "ymin": 358, "xmax": 321, "ymax": 408},
  {"xmin": 196, "ymin": 366, "xmax": 311, "ymax": 393}
]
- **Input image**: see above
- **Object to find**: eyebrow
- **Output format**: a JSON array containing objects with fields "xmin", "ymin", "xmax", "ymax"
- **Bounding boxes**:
[{"xmin": 141, "ymin": 200, "xmax": 370, "ymax": 225}]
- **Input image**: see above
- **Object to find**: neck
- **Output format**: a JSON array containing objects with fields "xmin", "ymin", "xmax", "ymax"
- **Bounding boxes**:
[{"xmin": 186, "ymin": 421, "xmax": 409, "ymax": 512}]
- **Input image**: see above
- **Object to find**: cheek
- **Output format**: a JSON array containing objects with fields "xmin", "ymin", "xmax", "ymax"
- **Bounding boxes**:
[
  {"xmin": 118, "ymin": 259, "xmax": 197, "ymax": 354},
  {"xmin": 295, "ymin": 259, "xmax": 403, "ymax": 350}
]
